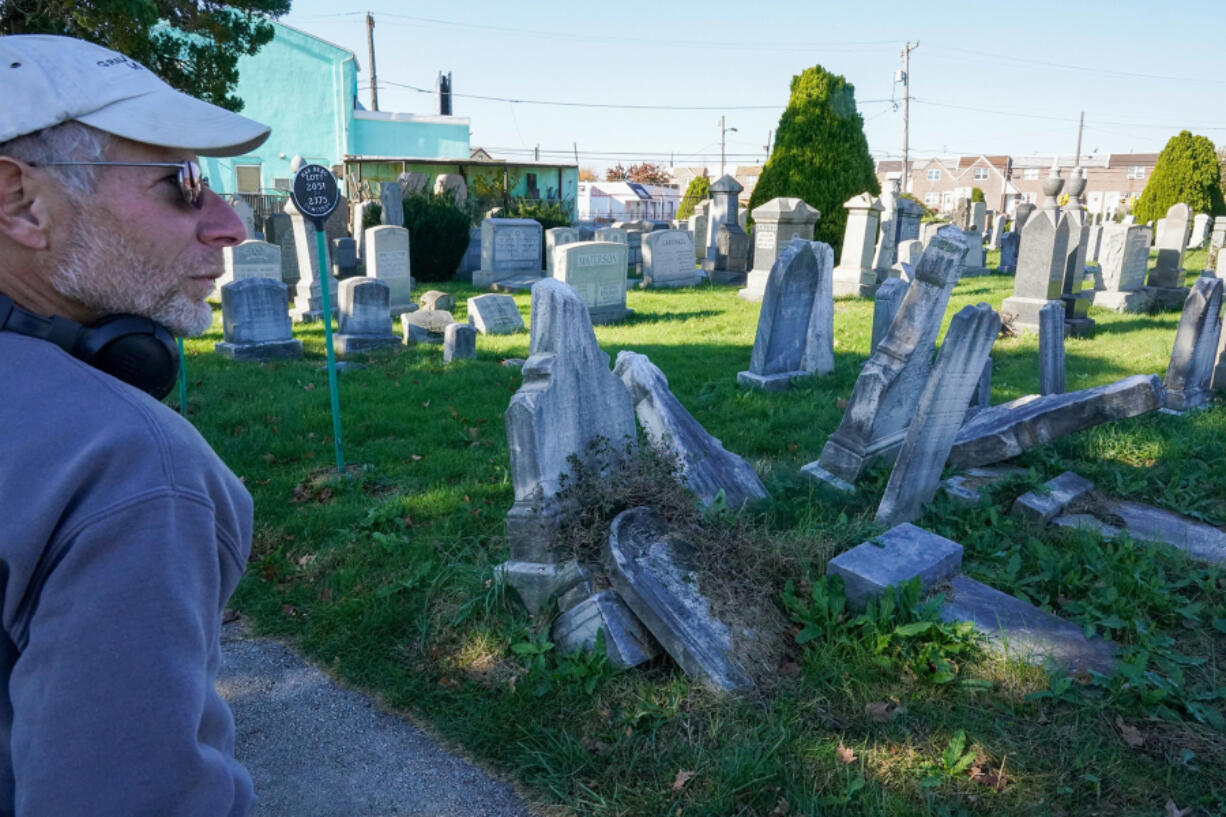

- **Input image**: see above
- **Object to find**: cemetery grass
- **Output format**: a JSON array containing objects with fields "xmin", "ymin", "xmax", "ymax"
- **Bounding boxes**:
[{"xmin": 191, "ymin": 260, "xmax": 1223, "ymax": 816}]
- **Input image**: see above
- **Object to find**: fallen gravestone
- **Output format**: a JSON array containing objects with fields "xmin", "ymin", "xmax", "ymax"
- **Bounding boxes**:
[
  {"xmin": 940, "ymin": 465, "xmax": 1029, "ymax": 506},
  {"xmin": 215, "ymin": 278, "xmax": 303, "ymax": 361},
  {"xmin": 875, "ymin": 303, "xmax": 1000, "ymax": 527},
  {"xmin": 467, "ymin": 293, "xmax": 524, "ymax": 334},
  {"xmin": 737, "ymin": 239, "xmax": 835, "ymax": 391},
  {"xmin": 400, "ymin": 309, "xmax": 455, "ymax": 345},
  {"xmin": 827, "ymin": 523, "xmax": 963, "ymax": 610},
  {"xmin": 1055, "ymin": 500, "xmax": 1226, "ymax": 565},
  {"xmin": 551, "ymin": 590, "xmax": 660, "ymax": 670},
  {"xmin": 1011, "ymin": 471, "xmax": 1095, "ymax": 524},
  {"xmin": 1163, "ymin": 276, "xmax": 1223, "ymax": 412},
  {"xmin": 948, "ymin": 374, "xmax": 1164, "ymax": 468},
  {"xmin": 615, "ymin": 351, "xmax": 768, "ymax": 510}
]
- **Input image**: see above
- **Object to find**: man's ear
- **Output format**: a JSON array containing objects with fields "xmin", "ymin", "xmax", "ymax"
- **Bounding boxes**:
[{"xmin": 0, "ymin": 157, "xmax": 52, "ymax": 250}]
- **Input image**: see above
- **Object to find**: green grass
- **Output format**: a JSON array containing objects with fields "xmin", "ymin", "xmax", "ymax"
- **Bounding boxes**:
[{"xmin": 184, "ymin": 255, "xmax": 1224, "ymax": 816}]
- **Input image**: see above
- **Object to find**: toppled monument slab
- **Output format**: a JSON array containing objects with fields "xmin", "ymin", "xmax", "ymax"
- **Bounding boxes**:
[
  {"xmin": 615, "ymin": 351, "xmax": 768, "ymax": 510},
  {"xmin": 551, "ymin": 590, "xmax": 661, "ymax": 670},
  {"xmin": 940, "ymin": 576, "xmax": 1116, "ymax": 675},
  {"xmin": 826, "ymin": 524, "xmax": 963, "ymax": 611},
  {"xmin": 947, "ymin": 374, "xmax": 1164, "ymax": 468},
  {"xmin": 604, "ymin": 507, "xmax": 759, "ymax": 691},
  {"xmin": 941, "ymin": 466, "xmax": 1029, "ymax": 506},
  {"xmin": 1011, "ymin": 471, "xmax": 1095, "ymax": 525},
  {"xmin": 1057, "ymin": 500, "xmax": 1226, "ymax": 565}
]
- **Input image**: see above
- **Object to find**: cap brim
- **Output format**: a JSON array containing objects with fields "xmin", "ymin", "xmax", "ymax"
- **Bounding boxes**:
[{"xmin": 76, "ymin": 86, "xmax": 270, "ymax": 157}]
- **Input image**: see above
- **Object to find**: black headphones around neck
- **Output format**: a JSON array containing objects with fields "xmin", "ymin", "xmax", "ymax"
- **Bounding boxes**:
[{"xmin": 0, "ymin": 294, "xmax": 179, "ymax": 400}]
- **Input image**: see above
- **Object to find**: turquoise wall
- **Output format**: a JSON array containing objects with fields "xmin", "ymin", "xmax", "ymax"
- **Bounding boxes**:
[{"xmin": 351, "ymin": 116, "xmax": 470, "ymax": 161}]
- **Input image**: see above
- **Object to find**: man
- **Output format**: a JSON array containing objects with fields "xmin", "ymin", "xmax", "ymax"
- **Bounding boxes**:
[{"xmin": 0, "ymin": 34, "xmax": 269, "ymax": 815}]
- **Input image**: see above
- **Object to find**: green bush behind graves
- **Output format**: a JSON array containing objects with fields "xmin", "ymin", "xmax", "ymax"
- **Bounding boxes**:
[
  {"xmin": 1133, "ymin": 130, "xmax": 1226, "ymax": 222},
  {"xmin": 971, "ymin": 186, "xmax": 985, "ymax": 203},
  {"xmin": 401, "ymin": 192, "xmax": 471, "ymax": 283},
  {"xmin": 747, "ymin": 65, "xmax": 879, "ymax": 254},
  {"xmin": 494, "ymin": 199, "xmax": 571, "ymax": 231},
  {"xmin": 676, "ymin": 175, "xmax": 710, "ymax": 221}
]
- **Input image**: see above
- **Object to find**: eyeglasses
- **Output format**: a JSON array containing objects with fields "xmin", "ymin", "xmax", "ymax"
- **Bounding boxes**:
[{"xmin": 37, "ymin": 159, "xmax": 206, "ymax": 209}]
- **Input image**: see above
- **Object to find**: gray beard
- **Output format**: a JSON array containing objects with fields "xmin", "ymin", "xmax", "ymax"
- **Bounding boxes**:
[{"xmin": 48, "ymin": 214, "xmax": 217, "ymax": 337}]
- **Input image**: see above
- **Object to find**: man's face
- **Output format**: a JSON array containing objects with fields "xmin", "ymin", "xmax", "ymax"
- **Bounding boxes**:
[{"xmin": 47, "ymin": 138, "xmax": 245, "ymax": 336}]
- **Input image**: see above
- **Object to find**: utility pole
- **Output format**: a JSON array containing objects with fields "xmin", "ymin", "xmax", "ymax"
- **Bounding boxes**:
[
  {"xmin": 764, "ymin": 129, "xmax": 773, "ymax": 162},
  {"xmin": 573, "ymin": 142, "xmax": 579, "ymax": 165},
  {"xmin": 534, "ymin": 144, "xmax": 540, "ymax": 162},
  {"xmin": 1074, "ymin": 110, "xmax": 1085, "ymax": 165},
  {"xmin": 366, "ymin": 12, "xmax": 378, "ymax": 111},
  {"xmin": 900, "ymin": 41, "xmax": 918, "ymax": 193},
  {"xmin": 719, "ymin": 115, "xmax": 737, "ymax": 177}
]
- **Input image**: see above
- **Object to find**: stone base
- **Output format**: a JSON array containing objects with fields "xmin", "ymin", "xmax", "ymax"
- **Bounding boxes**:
[
  {"xmin": 1092, "ymin": 288, "xmax": 1154, "ymax": 313},
  {"xmin": 736, "ymin": 369, "xmax": 812, "ymax": 392},
  {"xmin": 736, "ymin": 269, "xmax": 770, "ymax": 302},
  {"xmin": 826, "ymin": 523, "xmax": 964, "ymax": 611},
  {"xmin": 1164, "ymin": 385, "xmax": 1212, "ymax": 413},
  {"xmin": 960, "ymin": 266, "xmax": 993, "ymax": 278},
  {"xmin": 471, "ymin": 267, "xmax": 514, "ymax": 288},
  {"xmin": 1000, "ymin": 295, "xmax": 1058, "ymax": 334},
  {"xmin": 642, "ymin": 275, "xmax": 701, "ymax": 290},
  {"xmin": 1064, "ymin": 316, "xmax": 1095, "ymax": 338},
  {"xmin": 1011, "ymin": 472, "xmax": 1095, "ymax": 524},
  {"xmin": 708, "ymin": 269, "xmax": 746, "ymax": 286},
  {"xmin": 490, "ymin": 272, "xmax": 545, "ymax": 292},
  {"xmin": 496, "ymin": 558, "xmax": 589, "ymax": 616},
  {"xmin": 589, "ymin": 306, "xmax": 633, "ymax": 325},
  {"xmin": 1061, "ymin": 290, "xmax": 1094, "ymax": 320},
  {"xmin": 798, "ymin": 462, "xmax": 855, "ymax": 493},
  {"xmin": 214, "ymin": 339, "xmax": 303, "ymax": 361},
  {"xmin": 333, "ymin": 334, "xmax": 401, "ymax": 356},
  {"xmin": 506, "ymin": 500, "xmax": 562, "ymax": 562},
  {"xmin": 832, "ymin": 265, "xmax": 877, "ymax": 298},
  {"xmin": 1144, "ymin": 285, "xmax": 1190, "ymax": 310}
]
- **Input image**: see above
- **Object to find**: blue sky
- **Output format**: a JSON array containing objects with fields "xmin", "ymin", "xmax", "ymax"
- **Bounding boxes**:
[{"xmin": 282, "ymin": 0, "xmax": 1226, "ymax": 172}]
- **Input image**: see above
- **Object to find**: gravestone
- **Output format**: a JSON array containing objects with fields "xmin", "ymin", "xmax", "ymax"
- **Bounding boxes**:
[
  {"xmin": 400, "ymin": 309, "xmax": 455, "ymax": 345},
  {"xmin": 642, "ymin": 230, "xmax": 700, "ymax": 289},
  {"xmin": 545, "ymin": 227, "xmax": 579, "ymax": 274},
  {"xmin": 331, "ymin": 237, "xmax": 357, "ymax": 278},
  {"xmin": 970, "ymin": 201, "xmax": 987, "ymax": 235},
  {"xmin": 803, "ymin": 226, "xmax": 967, "ymax": 489},
  {"xmin": 827, "ymin": 523, "xmax": 963, "ymax": 611},
  {"xmin": 398, "ymin": 171, "xmax": 428, "ymax": 196},
  {"xmin": 473, "ymin": 218, "xmax": 544, "ymax": 288},
  {"xmin": 334, "ymin": 277, "xmax": 400, "ymax": 355},
  {"xmin": 895, "ymin": 196, "xmax": 925, "ymax": 243},
  {"xmin": 952, "ymin": 198, "xmax": 972, "ymax": 232},
  {"xmin": 594, "ymin": 226, "xmax": 628, "ymax": 246},
  {"xmin": 214, "ymin": 278, "xmax": 302, "ymax": 361},
  {"xmin": 1039, "ymin": 301, "xmax": 1065, "ymax": 395},
  {"xmin": 269, "ymin": 213, "xmax": 299, "ymax": 288},
  {"xmin": 894, "ymin": 239, "xmax": 924, "ymax": 280},
  {"xmin": 875, "ymin": 303, "xmax": 1001, "ymax": 527},
  {"xmin": 1164, "ymin": 276, "xmax": 1224, "ymax": 412},
  {"xmin": 919, "ymin": 221, "xmax": 943, "ymax": 247},
  {"xmin": 614, "ymin": 351, "xmax": 768, "ymax": 510},
  {"xmin": 1093, "ymin": 223, "xmax": 1153, "ymax": 312},
  {"xmin": 454, "ymin": 226, "xmax": 483, "ymax": 282},
  {"xmin": 229, "ymin": 197, "xmax": 255, "ymax": 239},
  {"xmin": 1086, "ymin": 223, "xmax": 1103, "ymax": 263},
  {"xmin": 351, "ymin": 201, "xmax": 372, "ymax": 260},
  {"xmin": 988, "ymin": 211, "xmax": 1007, "ymax": 250},
  {"xmin": 713, "ymin": 223, "xmax": 749, "ymax": 284},
  {"xmin": 467, "ymin": 293, "xmax": 525, "ymax": 334},
  {"xmin": 379, "ymin": 181, "xmax": 404, "ymax": 227},
  {"xmin": 737, "ymin": 239, "xmax": 835, "ymax": 391},
  {"xmin": 1211, "ymin": 216, "xmax": 1226, "ymax": 250},
  {"xmin": 500, "ymin": 278, "xmax": 637, "ymax": 613},
  {"xmin": 625, "ymin": 229, "xmax": 645, "ymax": 276},
  {"xmin": 1059, "ymin": 171, "xmax": 1094, "ymax": 335},
  {"xmin": 688, "ymin": 202, "xmax": 709, "ymax": 263},
  {"xmin": 1000, "ymin": 168, "xmax": 1069, "ymax": 334},
  {"xmin": 871, "ymin": 179, "xmax": 900, "ymax": 282},
  {"xmin": 705, "ymin": 175, "xmax": 742, "ymax": 263},
  {"xmin": 1148, "ymin": 202, "xmax": 1192, "ymax": 297},
  {"xmin": 419, "ymin": 290, "xmax": 454, "ymax": 311},
  {"xmin": 832, "ymin": 193, "xmax": 884, "ymax": 297},
  {"xmin": 1153, "ymin": 218, "xmax": 1168, "ymax": 247},
  {"xmin": 1188, "ymin": 213, "xmax": 1211, "ymax": 249},
  {"xmin": 871, "ymin": 277, "xmax": 909, "ymax": 354},
  {"xmin": 1013, "ymin": 202, "xmax": 1036, "ymax": 233},
  {"xmin": 553, "ymin": 241, "xmax": 632, "ymax": 324},
  {"xmin": 364, "ymin": 225, "xmax": 414, "ymax": 316},
  {"xmin": 324, "ymin": 194, "xmax": 349, "ymax": 244},
  {"xmin": 997, "ymin": 231, "xmax": 1019, "ymax": 273},
  {"xmin": 285, "ymin": 198, "xmax": 336, "ymax": 322},
  {"xmin": 442, "ymin": 323, "xmax": 477, "ymax": 363},
  {"xmin": 264, "ymin": 212, "xmax": 290, "ymax": 249},
  {"xmin": 433, "ymin": 174, "xmax": 467, "ymax": 204},
  {"xmin": 960, "ymin": 227, "xmax": 990, "ymax": 276},
  {"xmin": 220, "ymin": 240, "xmax": 282, "ymax": 290},
  {"xmin": 740, "ymin": 197, "xmax": 821, "ymax": 301}
]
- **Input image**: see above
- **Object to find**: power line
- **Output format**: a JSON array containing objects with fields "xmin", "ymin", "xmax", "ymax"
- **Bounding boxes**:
[
  {"xmin": 925, "ymin": 45, "xmax": 1226, "ymax": 86},
  {"xmin": 912, "ymin": 98, "xmax": 1226, "ymax": 131}
]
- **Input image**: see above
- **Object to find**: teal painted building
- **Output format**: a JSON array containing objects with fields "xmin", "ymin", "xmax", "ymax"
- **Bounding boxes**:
[{"xmin": 201, "ymin": 22, "xmax": 472, "ymax": 195}]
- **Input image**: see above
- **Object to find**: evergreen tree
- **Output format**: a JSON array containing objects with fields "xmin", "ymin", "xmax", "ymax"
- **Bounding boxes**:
[
  {"xmin": 3, "ymin": 0, "xmax": 291, "ymax": 112},
  {"xmin": 1133, "ymin": 130, "xmax": 1226, "ymax": 222},
  {"xmin": 676, "ymin": 175, "xmax": 709, "ymax": 221},
  {"xmin": 747, "ymin": 66, "xmax": 879, "ymax": 253}
]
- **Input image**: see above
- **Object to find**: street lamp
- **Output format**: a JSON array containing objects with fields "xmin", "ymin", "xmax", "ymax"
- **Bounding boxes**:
[{"xmin": 719, "ymin": 116, "xmax": 737, "ymax": 177}]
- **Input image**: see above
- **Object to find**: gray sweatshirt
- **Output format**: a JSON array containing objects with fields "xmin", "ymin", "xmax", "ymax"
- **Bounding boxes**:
[{"xmin": 0, "ymin": 333, "xmax": 254, "ymax": 816}]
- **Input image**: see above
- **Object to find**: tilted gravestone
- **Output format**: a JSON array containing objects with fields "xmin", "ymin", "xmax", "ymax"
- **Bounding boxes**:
[
  {"xmin": 737, "ymin": 239, "xmax": 835, "ymax": 391},
  {"xmin": 1148, "ymin": 202, "xmax": 1192, "ymax": 291},
  {"xmin": 379, "ymin": 181, "xmax": 404, "ymax": 227},
  {"xmin": 285, "ymin": 198, "xmax": 336, "ymax": 323},
  {"xmin": 219, "ymin": 240, "xmax": 282, "ymax": 291},
  {"xmin": 442, "ymin": 323, "xmax": 477, "ymax": 364},
  {"xmin": 400, "ymin": 309, "xmax": 455, "ymax": 346},
  {"xmin": 641, "ymin": 230, "xmax": 699, "ymax": 289},
  {"xmin": 875, "ymin": 303, "xmax": 1001, "ymax": 527},
  {"xmin": 870, "ymin": 277, "xmax": 909, "ymax": 354},
  {"xmin": 1164, "ymin": 276, "xmax": 1224, "ymax": 412},
  {"xmin": 803, "ymin": 226, "xmax": 967, "ymax": 490},
  {"xmin": 545, "ymin": 227, "xmax": 579, "ymax": 274},
  {"xmin": 1000, "ymin": 169, "xmax": 1069, "ymax": 335},
  {"xmin": 614, "ymin": 351, "xmax": 768, "ymax": 510},
  {"xmin": 334, "ymin": 278, "xmax": 400, "ymax": 356},
  {"xmin": 739, "ymin": 197, "xmax": 820, "ymax": 301},
  {"xmin": 364, "ymin": 225, "xmax": 414, "ymax": 316},
  {"xmin": 473, "ymin": 218, "xmax": 544, "ymax": 288},
  {"xmin": 499, "ymin": 278, "xmax": 637, "ymax": 613},
  {"xmin": 1093, "ymin": 223, "xmax": 1153, "ymax": 312},
  {"xmin": 871, "ymin": 179, "xmax": 900, "ymax": 282},
  {"xmin": 1188, "ymin": 213, "xmax": 1212, "ymax": 250},
  {"xmin": 1059, "ymin": 172, "xmax": 1094, "ymax": 335},
  {"xmin": 832, "ymin": 193, "xmax": 884, "ymax": 298},
  {"xmin": 466, "ymin": 293, "xmax": 524, "ymax": 334},
  {"xmin": 553, "ymin": 241, "xmax": 631, "ymax": 324},
  {"xmin": 215, "ymin": 278, "xmax": 302, "ymax": 361}
]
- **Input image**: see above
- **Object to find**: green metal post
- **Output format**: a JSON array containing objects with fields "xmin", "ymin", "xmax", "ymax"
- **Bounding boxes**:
[{"xmin": 314, "ymin": 225, "xmax": 345, "ymax": 476}]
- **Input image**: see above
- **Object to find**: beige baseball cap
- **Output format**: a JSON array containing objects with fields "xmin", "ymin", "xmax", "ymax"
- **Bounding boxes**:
[{"xmin": 0, "ymin": 34, "xmax": 269, "ymax": 156}]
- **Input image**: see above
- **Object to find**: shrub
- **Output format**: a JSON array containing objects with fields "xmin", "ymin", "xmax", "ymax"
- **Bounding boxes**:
[
  {"xmin": 971, "ymin": 186, "xmax": 985, "ymax": 203},
  {"xmin": 1134, "ymin": 130, "xmax": 1226, "ymax": 222},
  {"xmin": 676, "ymin": 175, "xmax": 710, "ymax": 221},
  {"xmin": 497, "ymin": 199, "xmax": 571, "ymax": 231},
  {"xmin": 747, "ymin": 65, "xmax": 879, "ymax": 254},
  {"xmin": 401, "ymin": 192, "xmax": 471, "ymax": 283}
]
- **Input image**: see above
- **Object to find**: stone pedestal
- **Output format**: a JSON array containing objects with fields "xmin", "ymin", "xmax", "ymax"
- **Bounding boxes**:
[{"xmin": 832, "ymin": 193, "xmax": 884, "ymax": 297}]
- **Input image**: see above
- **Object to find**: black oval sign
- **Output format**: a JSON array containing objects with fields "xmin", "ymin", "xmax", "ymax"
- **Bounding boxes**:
[{"xmin": 291, "ymin": 164, "xmax": 340, "ymax": 222}]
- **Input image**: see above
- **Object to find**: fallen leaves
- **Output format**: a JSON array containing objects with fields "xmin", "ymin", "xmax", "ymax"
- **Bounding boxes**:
[
  {"xmin": 835, "ymin": 742, "xmax": 856, "ymax": 764},
  {"xmin": 580, "ymin": 737, "xmax": 613, "ymax": 756},
  {"xmin": 1116, "ymin": 717, "xmax": 1145, "ymax": 748},
  {"xmin": 671, "ymin": 770, "xmax": 696, "ymax": 791},
  {"xmin": 865, "ymin": 698, "xmax": 903, "ymax": 723}
]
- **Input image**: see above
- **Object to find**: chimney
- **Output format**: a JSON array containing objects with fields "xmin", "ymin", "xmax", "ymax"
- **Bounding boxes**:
[{"xmin": 436, "ymin": 71, "xmax": 452, "ymax": 116}]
